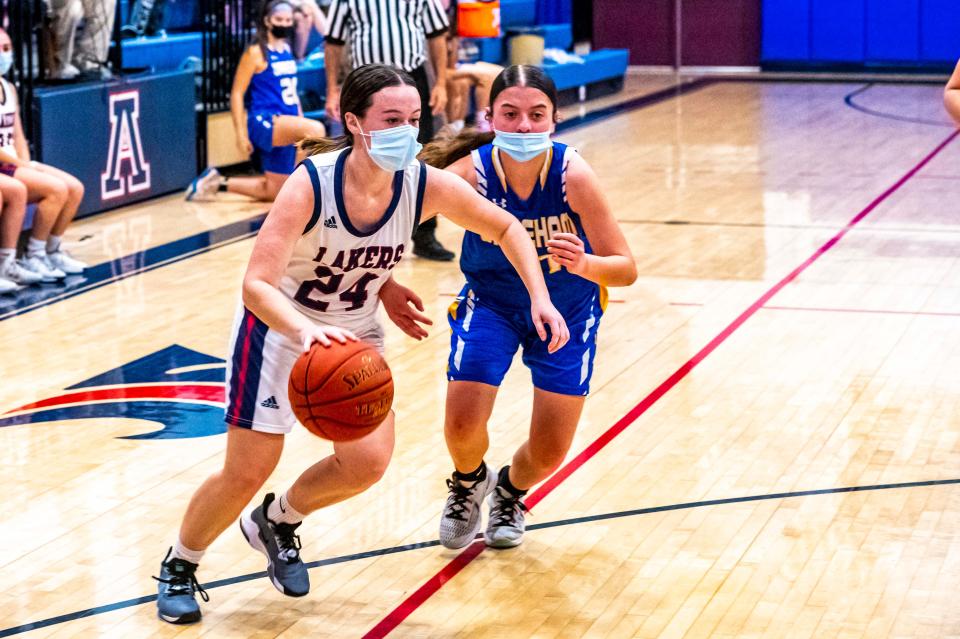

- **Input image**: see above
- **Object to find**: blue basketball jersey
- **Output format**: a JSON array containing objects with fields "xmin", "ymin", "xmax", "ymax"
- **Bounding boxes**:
[
  {"xmin": 460, "ymin": 142, "xmax": 605, "ymax": 315},
  {"xmin": 247, "ymin": 44, "xmax": 300, "ymax": 117}
]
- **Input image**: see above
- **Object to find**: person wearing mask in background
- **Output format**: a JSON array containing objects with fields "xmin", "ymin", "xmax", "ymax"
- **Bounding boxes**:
[
  {"xmin": 185, "ymin": 0, "xmax": 326, "ymax": 202},
  {"xmin": 0, "ymin": 27, "xmax": 87, "ymax": 283}
]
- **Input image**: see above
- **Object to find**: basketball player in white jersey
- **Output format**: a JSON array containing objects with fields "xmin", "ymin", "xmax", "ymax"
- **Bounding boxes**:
[{"xmin": 155, "ymin": 63, "xmax": 570, "ymax": 625}]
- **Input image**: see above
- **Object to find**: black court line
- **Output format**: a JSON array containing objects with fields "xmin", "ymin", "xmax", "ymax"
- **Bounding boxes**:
[
  {"xmin": 844, "ymin": 83, "xmax": 954, "ymax": 128},
  {"xmin": 2, "ymin": 476, "xmax": 957, "ymax": 638}
]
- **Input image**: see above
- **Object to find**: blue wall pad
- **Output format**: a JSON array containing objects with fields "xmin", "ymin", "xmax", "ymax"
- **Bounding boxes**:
[
  {"xmin": 920, "ymin": 0, "xmax": 960, "ymax": 62},
  {"xmin": 31, "ymin": 70, "xmax": 197, "ymax": 217},
  {"xmin": 119, "ymin": 32, "xmax": 202, "ymax": 71},
  {"xmin": 461, "ymin": 36, "xmax": 505, "ymax": 63},
  {"xmin": 543, "ymin": 49, "xmax": 628, "ymax": 91},
  {"xmin": 761, "ymin": 0, "xmax": 810, "ymax": 61}
]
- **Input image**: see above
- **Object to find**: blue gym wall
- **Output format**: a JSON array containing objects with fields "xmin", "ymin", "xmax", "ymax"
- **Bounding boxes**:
[{"xmin": 762, "ymin": 0, "xmax": 960, "ymax": 69}]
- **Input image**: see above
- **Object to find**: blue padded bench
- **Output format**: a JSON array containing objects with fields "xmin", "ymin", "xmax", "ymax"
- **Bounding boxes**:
[
  {"xmin": 543, "ymin": 49, "xmax": 629, "ymax": 104},
  {"xmin": 463, "ymin": 23, "xmax": 572, "ymax": 64},
  {"xmin": 500, "ymin": 0, "xmax": 536, "ymax": 27},
  {"xmin": 119, "ymin": 32, "xmax": 202, "ymax": 71}
]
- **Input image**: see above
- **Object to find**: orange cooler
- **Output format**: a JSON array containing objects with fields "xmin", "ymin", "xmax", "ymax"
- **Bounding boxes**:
[{"xmin": 458, "ymin": 1, "xmax": 501, "ymax": 38}]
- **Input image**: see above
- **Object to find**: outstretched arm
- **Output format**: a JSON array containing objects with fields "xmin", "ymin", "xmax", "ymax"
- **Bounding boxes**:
[
  {"xmin": 422, "ymin": 166, "xmax": 569, "ymax": 353},
  {"xmin": 946, "ymin": 59, "xmax": 960, "ymax": 126}
]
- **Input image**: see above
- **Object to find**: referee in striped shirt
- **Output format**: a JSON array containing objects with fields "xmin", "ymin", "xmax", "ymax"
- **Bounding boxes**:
[{"xmin": 324, "ymin": 0, "xmax": 454, "ymax": 260}]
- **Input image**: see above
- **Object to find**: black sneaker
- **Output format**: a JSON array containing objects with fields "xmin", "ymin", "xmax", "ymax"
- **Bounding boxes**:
[
  {"xmin": 239, "ymin": 493, "xmax": 310, "ymax": 597},
  {"xmin": 154, "ymin": 548, "xmax": 208, "ymax": 624},
  {"xmin": 413, "ymin": 229, "xmax": 455, "ymax": 262}
]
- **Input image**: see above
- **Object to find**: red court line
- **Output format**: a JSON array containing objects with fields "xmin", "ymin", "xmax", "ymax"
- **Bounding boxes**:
[
  {"xmin": 5, "ymin": 384, "xmax": 225, "ymax": 414},
  {"xmin": 363, "ymin": 129, "xmax": 960, "ymax": 639},
  {"xmin": 763, "ymin": 305, "xmax": 960, "ymax": 318}
]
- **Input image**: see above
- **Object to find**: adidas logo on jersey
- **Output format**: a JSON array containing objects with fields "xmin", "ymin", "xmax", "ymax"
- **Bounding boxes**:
[
  {"xmin": 324, "ymin": 216, "xmax": 337, "ymax": 229},
  {"xmin": 260, "ymin": 396, "xmax": 280, "ymax": 409}
]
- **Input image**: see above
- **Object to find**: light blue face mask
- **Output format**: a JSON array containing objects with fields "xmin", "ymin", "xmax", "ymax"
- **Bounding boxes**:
[
  {"xmin": 0, "ymin": 52, "xmax": 12, "ymax": 76},
  {"xmin": 493, "ymin": 130, "xmax": 552, "ymax": 162},
  {"xmin": 359, "ymin": 123, "xmax": 422, "ymax": 172}
]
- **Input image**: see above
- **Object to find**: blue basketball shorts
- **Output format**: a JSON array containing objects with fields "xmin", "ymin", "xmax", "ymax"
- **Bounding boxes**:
[
  {"xmin": 446, "ymin": 285, "xmax": 603, "ymax": 396},
  {"xmin": 248, "ymin": 112, "xmax": 296, "ymax": 175}
]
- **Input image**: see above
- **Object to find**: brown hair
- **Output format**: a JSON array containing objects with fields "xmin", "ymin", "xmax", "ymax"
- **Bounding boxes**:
[
  {"xmin": 254, "ymin": 0, "xmax": 293, "ymax": 59},
  {"xmin": 417, "ymin": 64, "xmax": 559, "ymax": 169},
  {"xmin": 300, "ymin": 64, "xmax": 418, "ymax": 156}
]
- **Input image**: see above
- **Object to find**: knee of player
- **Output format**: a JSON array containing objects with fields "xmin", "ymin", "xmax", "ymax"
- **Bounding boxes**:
[
  {"xmin": 67, "ymin": 176, "xmax": 84, "ymax": 201},
  {"xmin": 339, "ymin": 451, "xmax": 390, "ymax": 490},
  {"xmin": 444, "ymin": 414, "xmax": 488, "ymax": 440},
  {"xmin": 225, "ymin": 462, "xmax": 274, "ymax": 495},
  {"xmin": 47, "ymin": 181, "xmax": 69, "ymax": 206}
]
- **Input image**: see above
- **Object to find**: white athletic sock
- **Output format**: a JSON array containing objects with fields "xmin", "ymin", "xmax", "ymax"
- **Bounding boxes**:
[
  {"xmin": 449, "ymin": 119, "xmax": 464, "ymax": 133},
  {"xmin": 26, "ymin": 237, "xmax": 46, "ymax": 258},
  {"xmin": 170, "ymin": 538, "xmax": 205, "ymax": 565},
  {"xmin": 0, "ymin": 248, "xmax": 14, "ymax": 262},
  {"xmin": 46, "ymin": 235, "xmax": 62, "ymax": 253},
  {"xmin": 267, "ymin": 491, "xmax": 305, "ymax": 525}
]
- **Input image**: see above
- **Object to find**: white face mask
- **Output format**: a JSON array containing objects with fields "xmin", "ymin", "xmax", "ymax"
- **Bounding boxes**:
[
  {"xmin": 358, "ymin": 123, "xmax": 422, "ymax": 172},
  {"xmin": 0, "ymin": 51, "xmax": 12, "ymax": 76},
  {"xmin": 492, "ymin": 129, "xmax": 552, "ymax": 162}
]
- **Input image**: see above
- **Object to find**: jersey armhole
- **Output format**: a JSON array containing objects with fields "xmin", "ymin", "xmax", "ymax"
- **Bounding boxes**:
[
  {"xmin": 471, "ymin": 149, "xmax": 488, "ymax": 197},
  {"xmin": 561, "ymin": 146, "xmax": 577, "ymax": 207},
  {"xmin": 413, "ymin": 161, "xmax": 427, "ymax": 233},
  {"xmin": 299, "ymin": 159, "xmax": 323, "ymax": 234}
]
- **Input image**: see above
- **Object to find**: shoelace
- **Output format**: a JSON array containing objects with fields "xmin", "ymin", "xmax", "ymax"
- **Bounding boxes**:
[
  {"xmin": 273, "ymin": 522, "xmax": 303, "ymax": 563},
  {"xmin": 153, "ymin": 560, "xmax": 210, "ymax": 603},
  {"xmin": 444, "ymin": 478, "xmax": 474, "ymax": 522},
  {"xmin": 491, "ymin": 493, "xmax": 528, "ymax": 528}
]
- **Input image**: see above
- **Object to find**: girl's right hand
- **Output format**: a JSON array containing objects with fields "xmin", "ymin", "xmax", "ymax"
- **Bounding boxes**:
[
  {"xmin": 297, "ymin": 325, "xmax": 358, "ymax": 352},
  {"xmin": 238, "ymin": 134, "xmax": 254, "ymax": 156}
]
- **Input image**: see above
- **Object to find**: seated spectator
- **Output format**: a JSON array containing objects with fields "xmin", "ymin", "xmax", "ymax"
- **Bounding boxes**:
[
  {"xmin": 945, "ymin": 59, "xmax": 960, "ymax": 126},
  {"xmin": 0, "ymin": 28, "xmax": 87, "ymax": 283},
  {"xmin": 0, "ymin": 175, "xmax": 39, "ymax": 293},
  {"xmin": 185, "ymin": 0, "xmax": 326, "ymax": 202},
  {"xmin": 440, "ymin": 0, "xmax": 501, "ymax": 134},
  {"xmin": 46, "ymin": 0, "xmax": 118, "ymax": 80}
]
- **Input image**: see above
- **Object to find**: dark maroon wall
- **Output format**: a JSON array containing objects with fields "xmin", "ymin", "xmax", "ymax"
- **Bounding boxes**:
[
  {"xmin": 593, "ymin": 0, "xmax": 675, "ymax": 66},
  {"xmin": 592, "ymin": 0, "xmax": 760, "ymax": 67},
  {"xmin": 681, "ymin": 0, "xmax": 760, "ymax": 66}
]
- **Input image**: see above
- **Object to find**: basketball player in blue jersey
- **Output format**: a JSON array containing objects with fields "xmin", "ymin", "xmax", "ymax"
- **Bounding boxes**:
[
  {"xmin": 154, "ymin": 63, "xmax": 568, "ymax": 625},
  {"xmin": 185, "ymin": 0, "xmax": 326, "ymax": 202},
  {"xmin": 420, "ymin": 65, "xmax": 638, "ymax": 549}
]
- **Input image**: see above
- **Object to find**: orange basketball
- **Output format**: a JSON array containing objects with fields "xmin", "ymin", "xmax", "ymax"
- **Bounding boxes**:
[{"xmin": 287, "ymin": 339, "xmax": 394, "ymax": 441}]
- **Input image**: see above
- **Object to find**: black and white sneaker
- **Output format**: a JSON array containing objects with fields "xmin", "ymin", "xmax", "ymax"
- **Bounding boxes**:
[
  {"xmin": 154, "ymin": 548, "xmax": 208, "ymax": 624},
  {"xmin": 484, "ymin": 479, "xmax": 528, "ymax": 549},
  {"xmin": 239, "ymin": 493, "xmax": 310, "ymax": 597},
  {"xmin": 439, "ymin": 463, "xmax": 497, "ymax": 549}
]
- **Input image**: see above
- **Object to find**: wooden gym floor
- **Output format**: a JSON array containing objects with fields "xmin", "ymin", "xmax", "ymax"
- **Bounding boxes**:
[{"xmin": 2, "ymin": 75, "xmax": 960, "ymax": 638}]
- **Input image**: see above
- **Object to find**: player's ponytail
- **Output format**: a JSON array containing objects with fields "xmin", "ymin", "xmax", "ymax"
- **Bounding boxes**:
[
  {"xmin": 418, "ymin": 129, "xmax": 495, "ymax": 168},
  {"xmin": 301, "ymin": 64, "xmax": 418, "ymax": 156}
]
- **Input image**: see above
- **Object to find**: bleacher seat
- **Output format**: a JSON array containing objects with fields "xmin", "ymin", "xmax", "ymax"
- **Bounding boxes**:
[
  {"xmin": 500, "ymin": 0, "xmax": 537, "ymax": 27},
  {"xmin": 543, "ymin": 49, "xmax": 629, "ymax": 102},
  {"xmin": 119, "ymin": 32, "xmax": 202, "ymax": 71}
]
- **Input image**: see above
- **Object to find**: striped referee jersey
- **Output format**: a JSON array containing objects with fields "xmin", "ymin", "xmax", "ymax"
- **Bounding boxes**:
[{"xmin": 325, "ymin": 0, "xmax": 450, "ymax": 72}]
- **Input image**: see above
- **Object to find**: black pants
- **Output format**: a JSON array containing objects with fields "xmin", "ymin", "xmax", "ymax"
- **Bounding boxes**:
[{"xmin": 409, "ymin": 64, "xmax": 437, "ymax": 235}]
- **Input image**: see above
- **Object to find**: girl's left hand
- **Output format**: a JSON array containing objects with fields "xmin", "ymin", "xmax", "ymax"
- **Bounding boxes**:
[{"xmin": 546, "ymin": 232, "xmax": 587, "ymax": 276}]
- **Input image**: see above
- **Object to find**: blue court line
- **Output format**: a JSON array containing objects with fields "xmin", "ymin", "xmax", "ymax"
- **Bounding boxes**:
[
  {"xmin": 844, "ymin": 83, "xmax": 954, "ymax": 128},
  {"xmin": 0, "ymin": 214, "xmax": 267, "ymax": 323},
  {"xmin": 0, "ymin": 79, "xmax": 715, "ymax": 325},
  {"xmin": 2, "ymin": 476, "xmax": 958, "ymax": 637}
]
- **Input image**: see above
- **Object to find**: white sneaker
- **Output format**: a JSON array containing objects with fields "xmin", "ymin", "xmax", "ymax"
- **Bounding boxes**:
[
  {"xmin": 185, "ymin": 167, "xmax": 220, "ymax": 202},
  {"xmin": 1, "ymin": 257, "xmax": 43, "ymax": 285},
  {"xmin": 20, "ymin": 254, "xmax": 66, "ymax": 282},
  {"xmin": 0, "ymin": 276, "xmax": 19, "ymax": 294},
  {"xmin": 439, "ymin": 463, "xmax": 498, "ymax": 549},
  {"xmin": 46, "ymin": 250, "xmax": 87, "ymax": 275}
]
